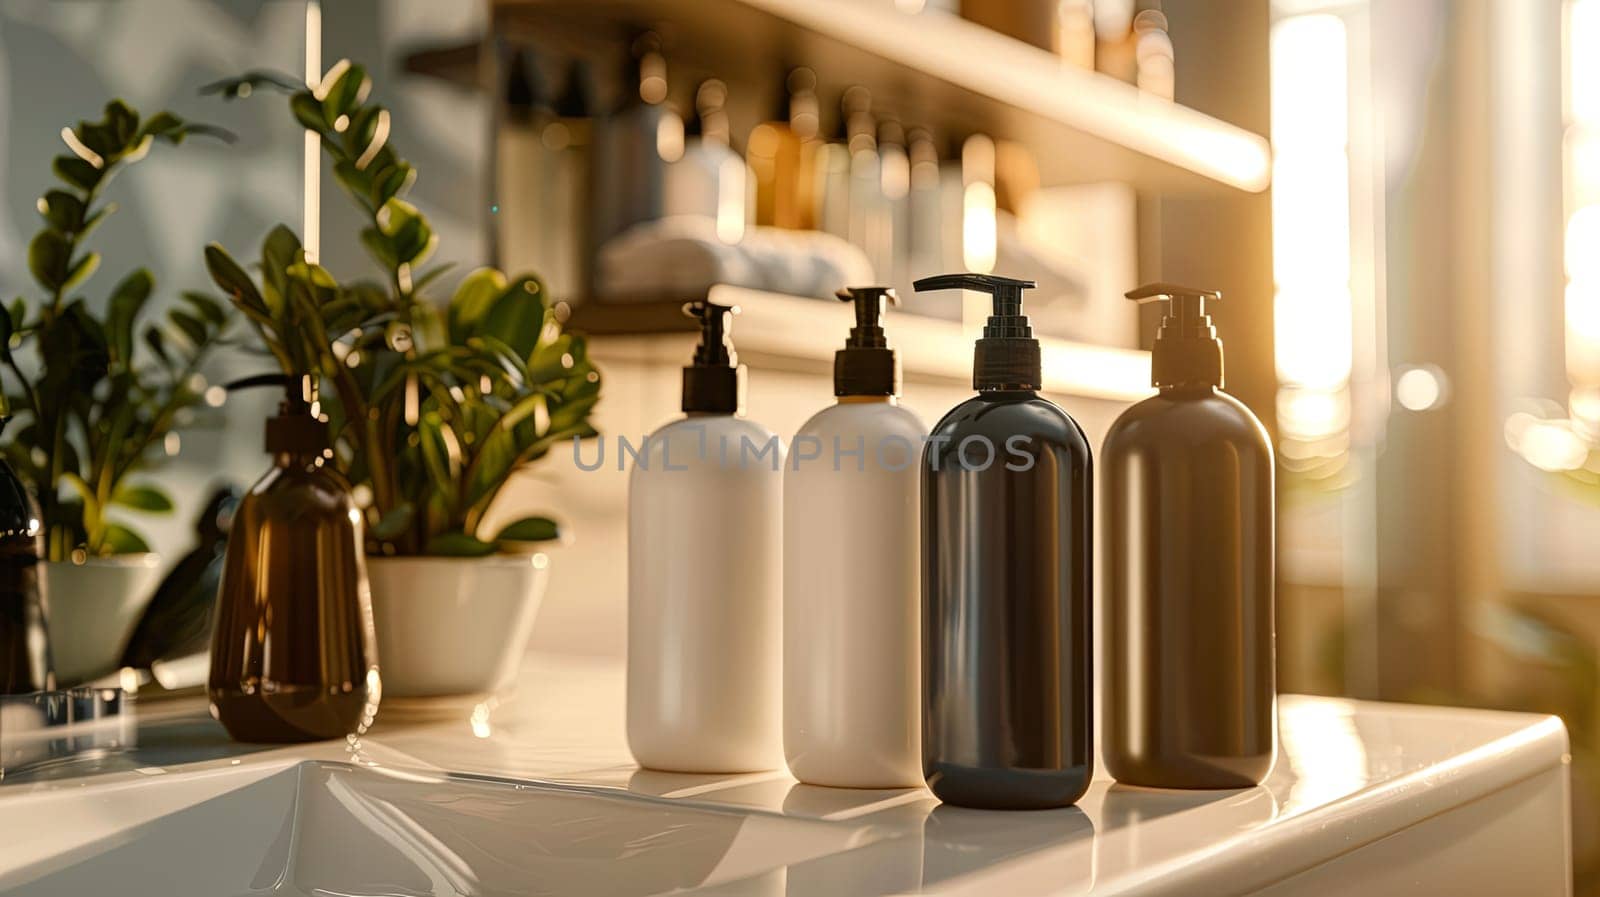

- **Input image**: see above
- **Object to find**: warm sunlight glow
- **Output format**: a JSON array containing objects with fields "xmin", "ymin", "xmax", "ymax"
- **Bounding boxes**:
[
  {"xmin": 1396, "ymin": 366, "xmax": 1445, "ymax": 411},
  {"xmin": 1275, "ymin": 286, "xmax": 1353, "ymax": 390},
  {"xmin": 962, "ymin": 181, "xmax": 998, "ymax": 275},
  {"xmin": 1566, "ymin": 205, "xmax": 1600, "ymax": 282},
  {"xmin": 1567, "ymin": 0, "xmax": 1600, "ymax": 387},
  {"xmin": 1570, "ymin": 0, "xmax": 1600, "ymax": 125},
  {"xmin": 1271, "ymin": 12, "xmax": 1352, "ymax": 444},
  {"xmin": 1270, "ymin": 16, "xmax": 1349, "ymax": 152},
  {"xmin": 1277, "ymin": 387, "xmax": 1350, "ymax": 441}
]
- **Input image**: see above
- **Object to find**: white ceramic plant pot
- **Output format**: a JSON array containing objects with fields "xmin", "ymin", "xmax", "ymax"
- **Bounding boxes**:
[
  {"xmin": 43, "ymin": 554, "xmax": 164, "ymax": 686},
  {"xmin": 367, "ymin": 554, "xmax": 550, "ymax": 699}
]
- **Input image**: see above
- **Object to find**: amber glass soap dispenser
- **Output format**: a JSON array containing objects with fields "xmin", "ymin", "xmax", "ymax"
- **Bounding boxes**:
[
  {"xmin": 1104, "ymin": 283, "xmax": 1276, "ymax": 788},
  {"xmin": 209, "ymin": 375, "xmax": 379, "ymax": 743},
  {"xmin": 914, "ymin": 272, "xmax": 1094, "ymax": 810}
]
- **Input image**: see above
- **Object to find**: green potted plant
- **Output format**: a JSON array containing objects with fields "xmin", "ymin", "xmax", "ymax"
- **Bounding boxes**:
[
  {"xmin": 2, "ymin": 100, "xmax": 232, "ymax": 684},
  {"xmin": 203, "ymin": 63, "xmax": 600, "ymax": 699}
]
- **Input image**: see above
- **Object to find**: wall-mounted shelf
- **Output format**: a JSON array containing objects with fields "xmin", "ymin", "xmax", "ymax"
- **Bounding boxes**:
[
  {"xmin": 410, "ymin": 0, "xmax": 1271, "ymax": 196},
  {"xmin": 563, "ymin": 286, "xmax": 1153, "ymax": 403}
]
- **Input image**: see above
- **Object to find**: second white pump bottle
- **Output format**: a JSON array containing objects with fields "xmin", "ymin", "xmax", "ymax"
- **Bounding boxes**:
[
  {"xmin": 784, "ymin": 287, "xmax": 926, "ymax": 788},
  {"xmin": 628, "ymin": 302, "xmax": 785, "ymax": 773}
]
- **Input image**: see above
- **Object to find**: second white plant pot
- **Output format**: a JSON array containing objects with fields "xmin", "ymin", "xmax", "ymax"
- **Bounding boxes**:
[
  {"xmin": 44, "ymin": 554, "xmax": 164, "ymax": 686},
  {"xmin": 366, "ymin": 554, "xmax": 550, "ymax": 699}
]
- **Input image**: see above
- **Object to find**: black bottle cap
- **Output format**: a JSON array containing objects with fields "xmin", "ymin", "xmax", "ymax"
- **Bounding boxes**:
[
  {"xmin": 1125, "ymin": 282, "xmax": 1224, "ymax": 389},
  {"xmin": 834, "ymin": 286, "xmax": 901, "ymax": 397},
  {"xmin": 555, "ymin": 59, "xmax": 596, "ymax": 118},
  {"xmin": 228, "ymin": 373, "xmax": 331, "ymax": 455},
  {"xmin": 681, "ymin": 301, "xmax": 741, "ymax": 414},
  {"xmin": 914, "ymin": 273, "xmax": 1041, "ymax": 391},
  {"xmin": 504, "ymin": 49, "xmax": 548, "ymax": 124}
]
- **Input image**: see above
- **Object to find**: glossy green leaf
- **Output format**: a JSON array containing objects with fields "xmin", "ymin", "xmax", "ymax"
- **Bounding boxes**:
[
  {"xmin": 28, "ymin": 230, "xmax": 70, "ymax": 290},
  {"xmin": 205, "ymin": 243, "xmax": 267, "ymax": 314},
  {"xmin": 493, "ymin": 516, "xmax": 560, "ymax": 543},
  {"xmin": 51, "ymin": 155, "xmax": 100, "ymax": 192},
  {"xmin": 319, "ymin": 61, "xmax": 369, "ymax": 122},
  {"xmin": 181, "ymin": 291, "xmax": 227, "ymax": 326},
  {"xmin": 447, "ymin": 268, "xmax": 507, "ymax": 343},
  {"xmin": 372, "ymin": 161, "xmax": 412, "ymax": 206},
  {"xmin": 199, "ymin": 70, "xmax": 302, "ymax": 99},
  {"xmin": 107, "ymin": 269, "xmax": 154, "ymax": 365},
  {"xmin": 101, "ymin": 523, "xmax": 152, "ymax": 555},
  {"xmin": 74, "ymin": 121, "xmax": 120, "ymax": 158},
  {"xmin": 104, "ymin": 100, "xmax": 139, "ymax": 147},
  {"xmin": 138, "ymin": 110, "xmax": 181, "ymax": 138},
  {"xmin": 483, "ymin": 276, "xmax": 546, "ymax": 360},
  {"xmin": 144, "ymin": 327, "xmax": 171, "ymax": 368},
  {"xmin": 60, "ymin": 252, "xmax": 100, "ymax": 292},
  {"xmin": 372, "ymin": 503, "xmax": 416, "ymax": 541},
  {"xmin": 111, "ymin": 484, "xmax": 174, "ymax": 512},
  {"xmin": 290, "ymin": 91, "xmax": 328, "ymax": 136},
  {"xmin": 376, "ymin": 198, "xmax": 436, "ymax": 265},
  {"xmin": 425, "ymin": 532, "xmax": 497, "ymax": 557},
  {"xmin": 169, "ymin": 309, "xmax": 208, "ymax": 348},
  {"xmin": 37, "ymin": 190, "xmax": 85, "ymax": 232}
]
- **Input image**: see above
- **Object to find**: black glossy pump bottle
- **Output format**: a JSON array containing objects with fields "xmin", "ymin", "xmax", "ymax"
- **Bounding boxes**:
[
  {"xmin": 914, "ymin": 273, "xmax": 1094, "ymax": 810},
  {"xmin": 1103, "ymin": 283, "xmax": 1276, "ymax": 789}
]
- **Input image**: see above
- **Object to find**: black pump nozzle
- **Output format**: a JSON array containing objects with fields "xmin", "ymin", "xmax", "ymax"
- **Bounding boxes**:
[
  {"xmin": 681, "ymin": 301, "xmax": 741, "ymax": 414},
  {"xmin": 1125, "ymin": 282, "xmax": 1225, "ymax": 389},
  {"xmin": 914, "ymin": 273, "xmax": 1041, "ymax": 391},
  {"xmin": 227, "ymin": 374, "xmax": 329, "ymax": 455},
  {"xmin": 833, "ymin": 286, "xmax": 900, "ymax": 397}
]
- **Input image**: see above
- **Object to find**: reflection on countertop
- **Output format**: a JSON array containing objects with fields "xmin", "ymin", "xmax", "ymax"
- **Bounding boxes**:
[{"xmin": 0, "ymin": 652, "xmax": 1570, "ymax": 896}]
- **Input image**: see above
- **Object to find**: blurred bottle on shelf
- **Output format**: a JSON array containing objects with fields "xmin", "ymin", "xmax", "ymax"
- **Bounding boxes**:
[
  {"xmin": 843, "ymin": 86, "xmax": 887, "ymax": 271},
  {"xmin": 959, "ymin": 0, "xmax": 1056, "ymax": 51},
  {"xmin": 814, "ymin": 93, "xmax": 855, "ymax": 242},
  {"xmin": 1132, "ymin": 8, "xmax": 1175, "ymax": 99},
  {"xmin": 906, "ymin": 127, "xmax": 944, "ymax": 288},
  {"xmin": 1094, "ymin": 0, "xmax": 1138, "ymax": 83},
  {"xmin": 1095, "ymin": 0, "xmax": 1173, "ymax": 96},
  {"xmin": 749, "ymin": 67, "xmax": 822, "ymax": 230},
  {"xmin": 497, "ymin": 52, "xmax": 596, "ymax": 300},
  {"xmin": 1055, "ymin": 0, "xmax": 1097, "ymax": 69},
  {"xmin": 877, "ymin": 118, "xmax": 911, "ymax": 287},
  {"xmin": 665, "ymin": 79, "xmax": 748, "ymax": 244},
  {"xmin": 591, "ymin": 32, "xmax": 680, "ymax": 263}
]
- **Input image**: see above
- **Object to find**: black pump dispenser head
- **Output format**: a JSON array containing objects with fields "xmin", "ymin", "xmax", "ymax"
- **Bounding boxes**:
[
  {"xmin": 227, "ymin": 373, "xmax": 330, "ymax": 455},
  {"xmin": 914, "ymin": 273, "xmax": 1041, "ymax": 391},
  {"xmin": 833, "ymin": 286, "xmax": 901, "ymax": 397},
  {"xmin": 1125, "ymin": 282, "xmax": 1225, "ymax": 389},
  {"xmin": 682, "ymin": 301, "xmax": 741, "ymax": 414}
]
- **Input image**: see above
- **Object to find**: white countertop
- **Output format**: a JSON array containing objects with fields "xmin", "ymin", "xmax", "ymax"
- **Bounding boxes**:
[{"xmin": 0, "ymin": 652, "xmax": 1572, "ymax": 896}]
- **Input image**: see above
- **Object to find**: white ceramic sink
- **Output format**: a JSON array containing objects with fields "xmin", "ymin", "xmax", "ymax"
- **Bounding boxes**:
[{"xmin": 0, "ymin": 759, "xmax": 890, "ymax": 896}]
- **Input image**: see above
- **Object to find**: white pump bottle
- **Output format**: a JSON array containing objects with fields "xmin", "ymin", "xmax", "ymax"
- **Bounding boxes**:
[
  {"xmin": 627, "ymin": 302, "xmax": 785, "ymax": 773},
  {"xmin": 783, "ymin": 287, "xmax": 926, "ymax": 788}
]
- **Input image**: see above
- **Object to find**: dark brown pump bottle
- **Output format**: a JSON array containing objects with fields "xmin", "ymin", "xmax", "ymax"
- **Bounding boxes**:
[
  {"xmin": 915, "ymin": 273, "xmax": 1094, "ymax": 810},
  {"xmin": 1103, "ymin": 283, "xmax": 1276, "ymax": 789},
  {"xmin": 208, "ymin": 375, "xmax": 379, "ymax": 743},
  {"xmin": 0, "ymin": 415, "xmax": 51, "ymax": 696}
]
